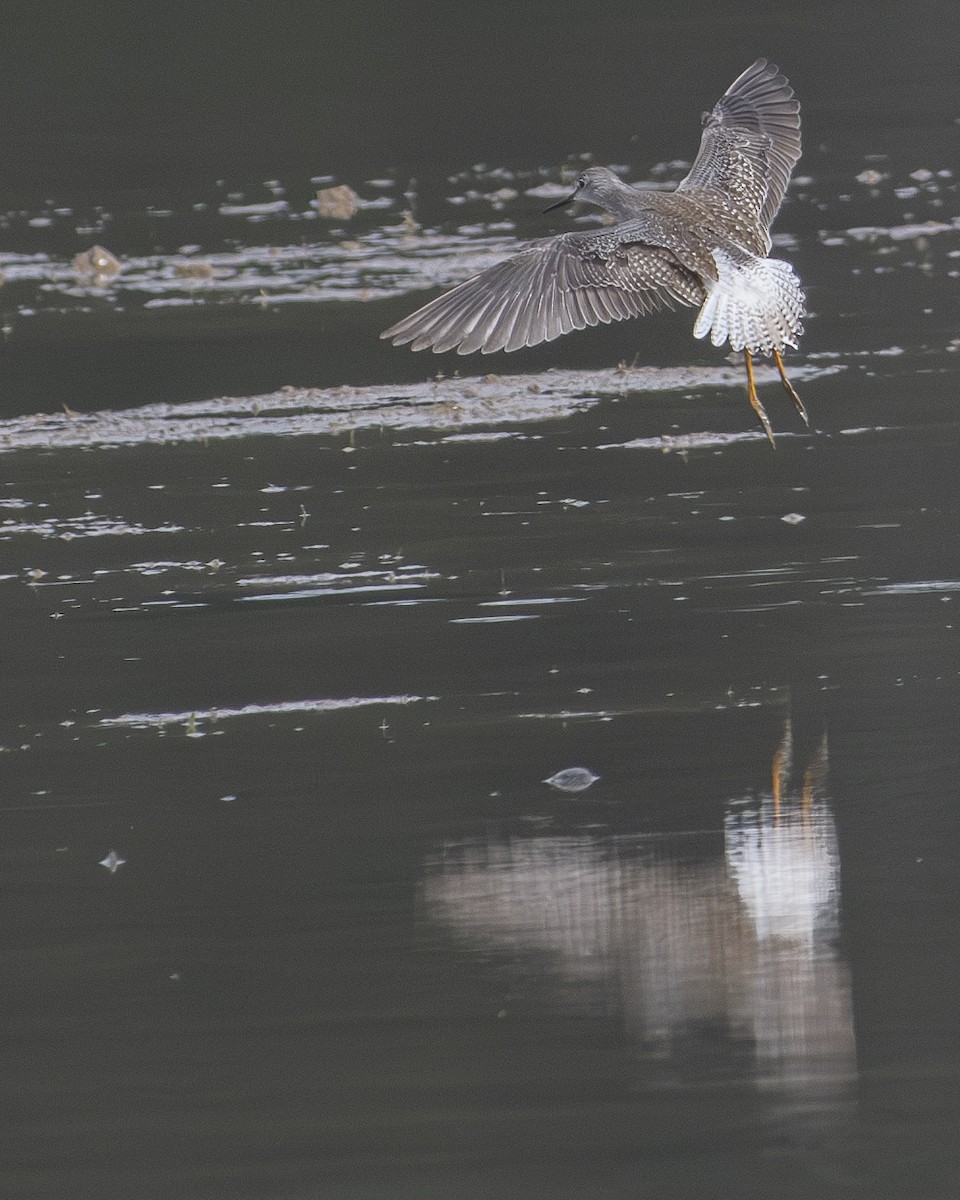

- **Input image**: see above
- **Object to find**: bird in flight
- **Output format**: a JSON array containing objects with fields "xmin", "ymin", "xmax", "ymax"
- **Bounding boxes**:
[{"xmin": 382, "ymin": 59, "xmax": 807, "ymax": 445}]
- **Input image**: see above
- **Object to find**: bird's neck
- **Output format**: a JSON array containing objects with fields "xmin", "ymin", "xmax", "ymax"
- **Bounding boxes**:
[{"xmin": 603, "ymin": 178, "xmax": 647, "ymax": 220}]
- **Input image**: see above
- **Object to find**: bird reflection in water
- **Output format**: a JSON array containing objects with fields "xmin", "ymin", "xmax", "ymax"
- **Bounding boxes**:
[
  {"xmin": 422, "ymin": 716, "xmax": 855, "ymax": 1102},
  {"xmin": 723, "ymin": 723, "xmax": 854, "ymax": 1097}
]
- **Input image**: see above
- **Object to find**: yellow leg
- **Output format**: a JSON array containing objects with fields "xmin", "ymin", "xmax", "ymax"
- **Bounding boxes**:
[
  {"xmin": 744, "ymin": 349, "xmax": 775, "ymax": 447},
  {"xmin": 772, "ymin": 716, "xmax": 791, "ymax": 818},
  {"xmin": 773, "ymin": 348, "xmax": 809, "ymax": 426},
  {"xmin": 772, "ymin": 742, "xmax": 785, "ymax": 817}
]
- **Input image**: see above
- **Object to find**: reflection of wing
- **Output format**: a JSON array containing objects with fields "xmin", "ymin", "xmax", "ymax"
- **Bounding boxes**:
[
  {"xmin": 678, "ymin": 58, "xmax": 801, "ymax": 239},
  {"xmin": 381, "ymin": 231, "xmax": 704, "ymax": 354}
]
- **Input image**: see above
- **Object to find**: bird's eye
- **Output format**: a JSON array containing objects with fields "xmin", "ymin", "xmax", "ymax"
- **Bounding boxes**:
[{"xmin": 578, "ymin": 175, "xmax": 587, "ymax": 188}]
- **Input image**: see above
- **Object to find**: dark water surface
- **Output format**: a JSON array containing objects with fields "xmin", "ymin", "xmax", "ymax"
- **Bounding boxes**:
[{"xmin": 2, "ymin": 4, "xmax": 959, "ymax": 1198}]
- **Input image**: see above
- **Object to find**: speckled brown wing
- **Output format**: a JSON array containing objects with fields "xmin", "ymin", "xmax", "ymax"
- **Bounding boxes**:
[
  {"xmin": 677, "ymin": 58, "xmax": 801, "ymax": 246},
  {"xmin": 381, "ymin": 229, "xmax": 704, "ymax": 355}
]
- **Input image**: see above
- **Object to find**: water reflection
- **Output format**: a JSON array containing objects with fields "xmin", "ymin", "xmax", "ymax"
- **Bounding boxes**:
[
  {"xmin": 422, "ymin": 718, "xmax": 855, "ymax": 1105},
  {"xmin": 723, "ymin": 727, "xmax": 855, "ymax": 1099}
]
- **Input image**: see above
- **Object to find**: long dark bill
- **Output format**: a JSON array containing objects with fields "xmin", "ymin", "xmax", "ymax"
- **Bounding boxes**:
[{"xmin": 543, "ymin": 192, "xmax": 576, "ymax": 214}]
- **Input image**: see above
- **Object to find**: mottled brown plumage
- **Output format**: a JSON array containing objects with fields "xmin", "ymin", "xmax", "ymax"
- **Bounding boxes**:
[{"xmin": 382, "ymin": 59, "xmax": 807, "ymax": 443}]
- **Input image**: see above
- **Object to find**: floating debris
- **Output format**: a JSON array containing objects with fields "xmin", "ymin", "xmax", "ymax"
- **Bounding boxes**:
[
  {"xmin": 73, "ymin": 244, "xmax": 121, "ymax": 283},
  {"xmin": 99, "ymin": 849, "xmax": 126, "ymax": 874},
  {"xmin": 218, "ymin": 199, "xmax": 288, "ymax": 217},
  {"xmin": 543, "ymin": 767, "xmax": 600, "ymax": 793},
  {"xmin": 781, "ymin": 512, "xmax": 806, "ymax": 525},
  {"xmin": 315, "ymin": 184, "xmax": 359, "ymax": 220},
  {"xmin": 0, "ymin": 364, "xmax": 840, "ymax": 458},
  {"xmin": 99, "ymin": 694, "xmax": 430, "ymax": 731},
  {"xmin": 173, "ymin": 261, "xmax": 216, "ymax": 279}
]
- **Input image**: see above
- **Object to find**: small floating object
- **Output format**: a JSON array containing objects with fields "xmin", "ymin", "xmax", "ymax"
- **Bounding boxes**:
[
  {"xmin": 73, "ymin": 244, "xmax": 121, "ymax": 283},
  {"xmin": 315, "ymin": 184, "xmax": 359, "ymax": 220},
  {"xmin": 781, "ymin": 511, "xmax": 806, "ymax": 524},
  {"xmin": 543, "ymin": 767, "xmax": 600, "ymax": 793},
  {"xmin": 99, "ymin": 849, "xmax": 126, "ymax": 874},
  {"xmin": 174, "ymin": 261, "xmax": 216, "ymax": 279}
]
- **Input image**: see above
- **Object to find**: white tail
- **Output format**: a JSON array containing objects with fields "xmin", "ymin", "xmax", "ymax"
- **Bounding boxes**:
[{"xmin": 693, "ymin": 248, "xmax": 805, "ymax": 355}]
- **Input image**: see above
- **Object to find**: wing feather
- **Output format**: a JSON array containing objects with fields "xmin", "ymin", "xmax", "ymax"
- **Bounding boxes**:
[
  {"xmin": 677, "ymin": 58, "xmax": 801, "ymax": 238},
  {"xmin": 382, "ymin": 230, "xmax": 704, "ymax": 355}
]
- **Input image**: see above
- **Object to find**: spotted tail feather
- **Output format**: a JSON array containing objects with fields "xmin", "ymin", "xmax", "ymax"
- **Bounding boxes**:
[{"xmin": 692, "ymin": 247, "xmax": 804, "ymax": 355}]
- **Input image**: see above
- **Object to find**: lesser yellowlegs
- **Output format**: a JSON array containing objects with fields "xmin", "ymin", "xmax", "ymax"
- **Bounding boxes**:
[{"xmin": 382, "ymin": 59, "xmax": 807, "ymax": 445}]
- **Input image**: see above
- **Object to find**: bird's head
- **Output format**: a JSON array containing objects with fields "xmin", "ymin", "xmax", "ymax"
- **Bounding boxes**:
[{"xmin": 543, "ymin": 166, "xmax": 629, "ymax": 213}]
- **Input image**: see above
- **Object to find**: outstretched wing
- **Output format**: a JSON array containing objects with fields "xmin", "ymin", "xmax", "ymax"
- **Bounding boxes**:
[
  {"xmin": 381, "ymin": 230, "xmax": 704, "ymax": 355},
  {"xmin": 677, "ymin": 58, "xmax": 801, "ymax": 240}
]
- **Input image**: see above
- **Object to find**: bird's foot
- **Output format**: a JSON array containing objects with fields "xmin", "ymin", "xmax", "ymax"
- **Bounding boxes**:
[
  {"xmin": 744, "ymin": 350, "xmax": 776, "ymax": 447},
  {"xmin": 773, "ymin": 349, "xmax": 808, "ymax": 426}
]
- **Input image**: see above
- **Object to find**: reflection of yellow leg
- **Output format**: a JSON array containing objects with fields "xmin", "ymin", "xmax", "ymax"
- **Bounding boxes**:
[
  {"xmin": 801, "ymin": 770, "xmax": 814, "ymax": 824},
  {"xmin": 745, "ymin": 350, "xmax": 775, "ymax": 447},
  {"xmin": 801, "ymin": 734, "xmax": 829, "ymax": 822},
  {"xmin": 772, "ymin": 717, "xmax": 791, "ymax": 817},
  {"xmin": 773, "ymin": 348, "xmax": 809, "ymax": 426}
]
